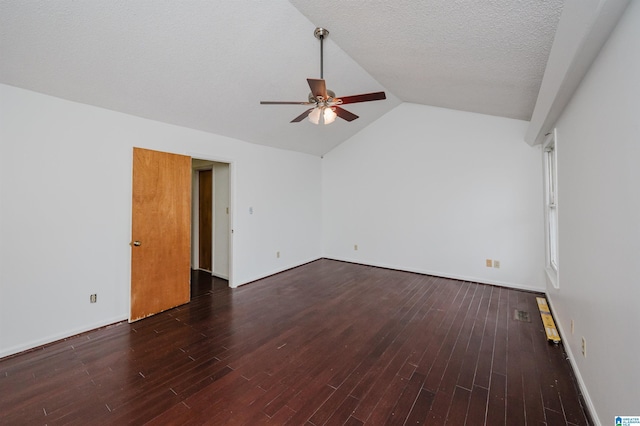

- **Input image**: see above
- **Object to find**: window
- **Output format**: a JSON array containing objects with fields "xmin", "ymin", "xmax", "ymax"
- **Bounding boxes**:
[{"xmin": 544, "ymin": 130, "xmax": 559, "ymax": 286}]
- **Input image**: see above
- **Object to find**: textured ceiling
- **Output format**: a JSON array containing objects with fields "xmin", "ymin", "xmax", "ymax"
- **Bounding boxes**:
[
  {"xmin": 289, "ymin": 0, "xmax": 564, "ymax": 121},
  {"xmin": 0, "ymin": 1, "xmax": 563, "ymax": 156}
]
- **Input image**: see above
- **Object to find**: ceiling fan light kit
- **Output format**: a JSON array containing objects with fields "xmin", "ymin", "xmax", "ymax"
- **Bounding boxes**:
[
  {"xmin": 308, "ymin": 105, "xmax": 337, "ymax": 125},
  {"xmin": 260, "ymin": 27, "xmax": 386, "ymax": 125}
]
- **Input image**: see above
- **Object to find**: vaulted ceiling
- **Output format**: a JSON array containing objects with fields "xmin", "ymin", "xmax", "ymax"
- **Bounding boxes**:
[{"xmin": 0, "ymin": 1, "xmax": 564, "ymax": 156}]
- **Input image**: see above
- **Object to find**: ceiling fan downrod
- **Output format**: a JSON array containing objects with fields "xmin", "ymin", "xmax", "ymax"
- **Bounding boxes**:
[{"xmin": 314, "ymin": 27, "xmax": 329, "ymax": 79}]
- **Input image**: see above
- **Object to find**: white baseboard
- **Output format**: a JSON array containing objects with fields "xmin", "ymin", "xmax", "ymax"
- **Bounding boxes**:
[
  {"xmin": 323, "ymin": 256, "xmax": 545, "ymax": 293},
  {"xmin": 0, "ymin": 314, "xmax": 128, "ymax": 360},
  {"xmin": 545, "ymin": 296, "xmax": 600, "ymax": 426},
  {"xmin": 211, "ymin": 271, "xmax": 229, "ymax": 280},
  {"xmin": 233, "ymin": 257, "xmax": 322, "ymax": 288},
  {"xmin": 0, "ymin": 259, "xmax": 543, "ymax": 361}
]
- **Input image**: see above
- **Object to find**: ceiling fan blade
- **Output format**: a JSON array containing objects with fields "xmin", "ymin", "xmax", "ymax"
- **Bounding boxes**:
[
  {"xmin": 307, "ymin": 78, "xmax": 328, "ymax": 99},
  {"xmin": 290, "ymin": 108, "xmax": 314, "ymax": 123},
  {"xmin": 334, "ymin": 106, "xmax": 359, "ymax": 122},
  {"xmin": 338, "ymin": 91, "xmax": 386, "ymax": 105},
  {"xmin": 260, "ymin": 101, "xmax": 313, "ymax": 105}
]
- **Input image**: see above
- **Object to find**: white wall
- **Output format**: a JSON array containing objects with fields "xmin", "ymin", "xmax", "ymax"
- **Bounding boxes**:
[
  {"xmin": 0, "ymin": 84, "xmax": 322, "ymax": 358},
  {"xmin": 548, "ymin": 2, "xmax": 640, "ymax": 423},
  {"xmin": 322, "ymin": 103, "xmax": 545, "ymax": 291},
  {"xmin": 212, "ymin": 162, "xmax": 230, "ymax": 279}
]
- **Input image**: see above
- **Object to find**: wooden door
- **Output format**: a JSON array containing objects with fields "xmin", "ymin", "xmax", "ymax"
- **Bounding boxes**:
[
  {"xmin": 130, "ymin": 147, "xmax": 191, "ymax": 322},
  {"xmin": 198, "ymin": 169, "xmax": 212, "ymax": 271}
]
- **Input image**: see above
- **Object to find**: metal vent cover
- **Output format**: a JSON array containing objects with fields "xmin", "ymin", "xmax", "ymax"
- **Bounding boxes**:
[{"xmin": 514, "ymin": 309, "xmax": 531, "ymax": 322}]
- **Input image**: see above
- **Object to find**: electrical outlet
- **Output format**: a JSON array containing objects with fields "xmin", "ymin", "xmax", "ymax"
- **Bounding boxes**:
[
  {"xmin": 276, "ymin": 251, "xmax": 280, "ymax": 258},
  {"xmin": 354, "ymin": 244, "xmax": 358, "ymax": 251},
  {"xmin": 571, "ymin": 320, "xmax": 574, "ymax": 335},
  {"xmin": 581, "ymin": 337, "xmax": 587, "ymax": 357},
  {"xmin": 493, "ymin": 260, "xmax": 500, "ymax": 268},
  {"xmin": 90, "ymin": 294, "xmax": 97, "ymax": 303},
  {"xmin": 486, "ymin": 259, "xmax": 492, "ymax": 267}
]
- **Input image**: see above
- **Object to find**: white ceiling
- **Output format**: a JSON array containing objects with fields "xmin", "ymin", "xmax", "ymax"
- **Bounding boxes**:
[{"xmin": 0, "ymin": 0, "xmax": 563, "ymax": 156}]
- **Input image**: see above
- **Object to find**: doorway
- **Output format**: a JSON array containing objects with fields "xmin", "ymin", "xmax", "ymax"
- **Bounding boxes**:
[
  {"xmin": 130, "ymin": 149, "xmax": 232, "ymax": 323},
  {"xmin": 191, "ymin": 159, "xmax": 231, "ymax": 282},
  {"xmin": 198, "ymin": 169, "xmax": 212, "ymax": 271}
]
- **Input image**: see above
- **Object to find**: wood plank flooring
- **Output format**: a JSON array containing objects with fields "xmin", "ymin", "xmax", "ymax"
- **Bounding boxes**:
[{"xmin": 0, "ymin": 259, "xmax": 591, "ymax": 425}]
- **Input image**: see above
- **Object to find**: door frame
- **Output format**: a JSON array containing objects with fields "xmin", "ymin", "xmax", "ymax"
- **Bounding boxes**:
[{"xmin": 189, "ymin": 154, "xmax": 234, "ymax": 288}]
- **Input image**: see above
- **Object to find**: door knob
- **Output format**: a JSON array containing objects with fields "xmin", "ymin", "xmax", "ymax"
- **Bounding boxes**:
[{"xmin": 131, "ymin": 240, "xmax": 141, "ymax": 247}]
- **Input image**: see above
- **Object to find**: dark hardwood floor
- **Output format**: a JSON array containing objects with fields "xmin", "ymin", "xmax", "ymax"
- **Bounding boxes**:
[{"xmin": 0, "ymin": 259, "xmax": 591, "ymax": 425}]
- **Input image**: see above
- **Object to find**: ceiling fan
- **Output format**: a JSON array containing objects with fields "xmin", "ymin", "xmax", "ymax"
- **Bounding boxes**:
[{"xmin": 260, "ymin": 27, "xmax": 386, "ymax": 125}]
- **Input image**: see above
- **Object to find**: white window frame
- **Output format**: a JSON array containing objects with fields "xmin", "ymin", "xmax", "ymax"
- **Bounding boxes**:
[{"xmin": 543, "ymin": 130, "xmax": 559, "ymax": 287}]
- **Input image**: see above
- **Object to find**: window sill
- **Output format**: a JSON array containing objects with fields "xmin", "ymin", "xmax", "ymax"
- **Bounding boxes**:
[{"xmin": 545, "ymin": 266, "xmax": 559, "ymax": 289}]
